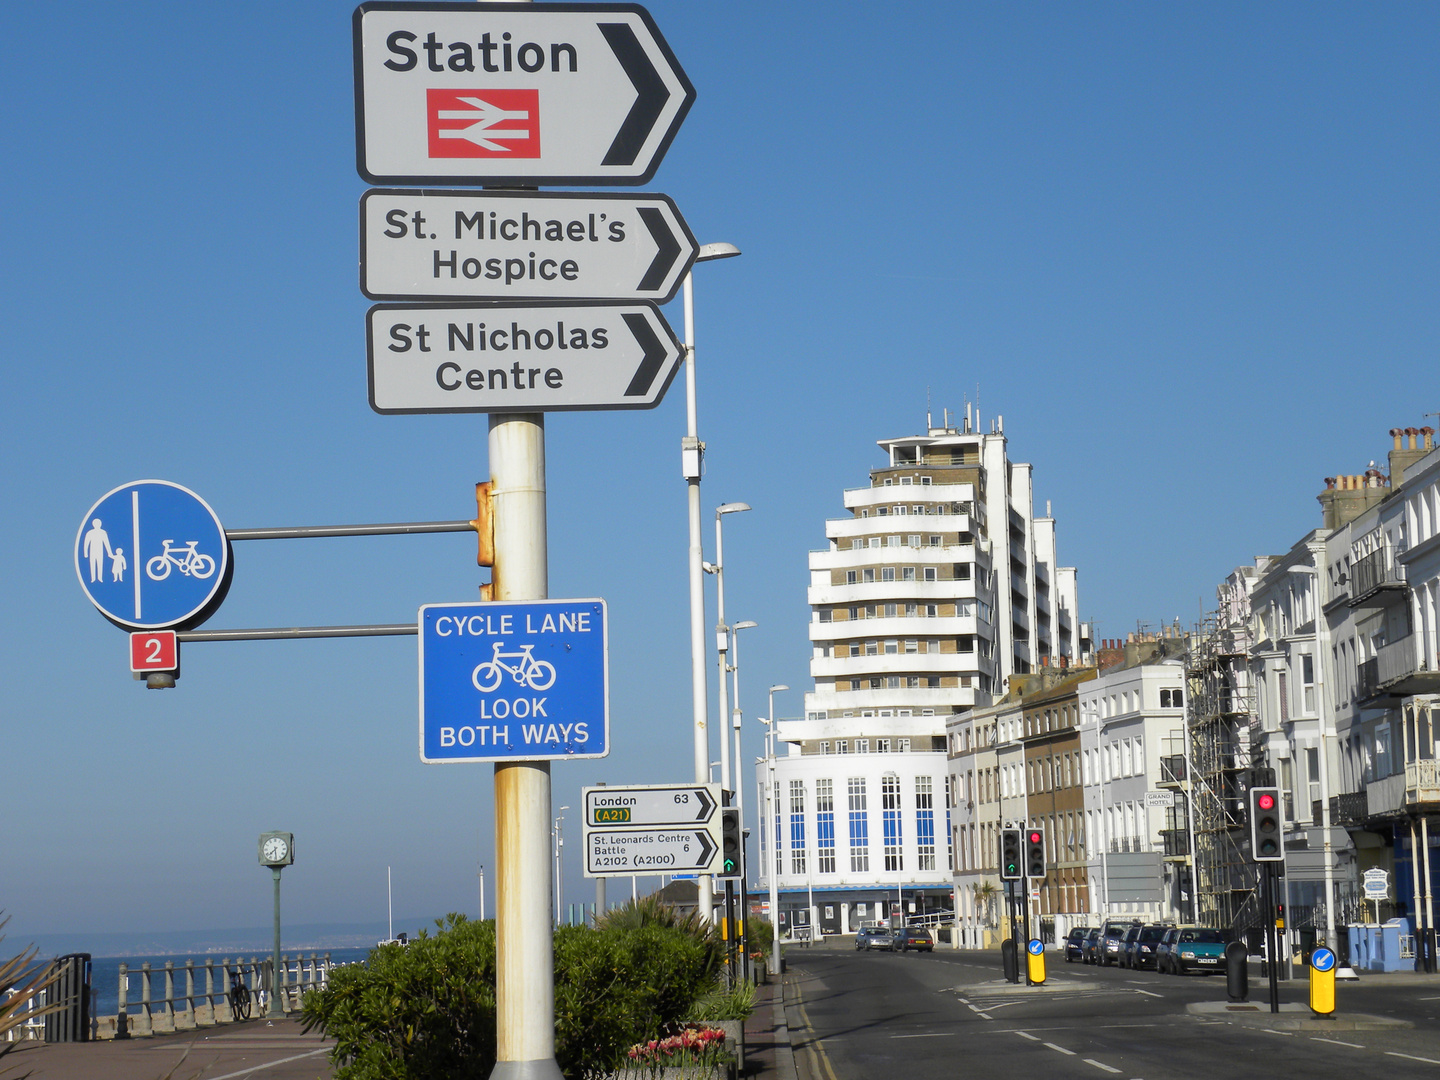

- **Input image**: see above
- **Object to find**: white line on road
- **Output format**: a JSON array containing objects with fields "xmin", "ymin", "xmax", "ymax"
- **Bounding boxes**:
[
  {"xmin": 205, "ymin": 1049, "xmax": 331, "ymax": 1080},
  {"xmin": 1312, "ymin": 1038, "xmax": 1365, "ymax": 1049},
  {"xmin": 1133, "ymin": 989, "xmax": 1162, "ymax": 997},
  {"xmin": 1387, "ymin": 1052, "xmax": 1440, "ymax": 1065},
  {"xmin": 1017, "ymin": 1031, "xmax": 1041, "ymax": 1041},
  {"xmin": 891, "ymin": 1033, "xmax": 956, "ymax": 1039},
  {"xmin": 1084, "ymin": 1060, "xmax": 1122, "ymax": 1073},
  {"xmin": 1045, "ymin": 1042, "xmax": 1076, "ymax": 1055},
  {"xmin": 1263, "ymin": 1030, "xmax": 1295, "ymax": 1037}
]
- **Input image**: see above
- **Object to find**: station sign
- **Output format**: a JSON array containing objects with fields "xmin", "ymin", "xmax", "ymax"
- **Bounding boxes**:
[
  {"xmin": 581, "ymin": 782, "xmax": 722, "ymax": 878},
  {"xmin": 419, "ymin": 599, "xmax": 608, "ymax": 763},
  {"xmin": 353, "ymin": 3, "xmax": 694, "ymax": 186},
  {"xmin": 368, "ymin": 300, "xmax": 682, "ymax": 413},
  {"xmin": 361, "ymin": 190, "xmax": 697, "ymax": 303},
  {"xmin": 75, "ymin": 480, "xmax": 231, "ymax": 631}
]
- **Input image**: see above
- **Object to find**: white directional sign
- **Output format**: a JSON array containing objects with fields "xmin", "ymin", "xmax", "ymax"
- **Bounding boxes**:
[
  {"xmin": 583, "ymin": 784, "xmax": 719, "ymax": 828},
  {"xmin": 586, "ymin": 828, "xmax": 718, "ymax": 876},
  {"xmin": 582, "ymin": 782, "xmax": 722, "ymax": 878},
  {"xmin": 361, "ymin": 190, "xmax": 697, "ymax": 302},
  {"xmin": 367, "ymin": 300, "xmax": 683, "ymax": 413},
  {"xmin": 353, "ymin": 3, "xmax": 694, "ymax": 186}
]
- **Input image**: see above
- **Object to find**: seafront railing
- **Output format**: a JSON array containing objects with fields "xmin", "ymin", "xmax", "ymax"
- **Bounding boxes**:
[{"xmin": 113, "ymin": 953, "xmax": 333, "ymax": 1038}]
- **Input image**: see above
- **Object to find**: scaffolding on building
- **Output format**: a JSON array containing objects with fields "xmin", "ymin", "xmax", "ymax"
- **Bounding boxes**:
[{"xmin": 1186, "ymin": 571, "xmax": 1264, "ymax": 930}]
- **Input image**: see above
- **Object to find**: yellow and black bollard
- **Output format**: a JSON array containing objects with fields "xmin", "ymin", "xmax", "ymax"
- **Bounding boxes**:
[
  {"xmin": 1026, "ymin": 938, "xmax": 1046, "ymax": 985},
  {"xmin": 1309, "ymin": 946, "xmax": 1336, "ymax": 1016}
]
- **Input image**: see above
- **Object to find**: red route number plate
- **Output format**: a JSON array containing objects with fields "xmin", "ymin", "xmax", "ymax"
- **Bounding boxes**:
[{"xmin": 131, "ymin": 630, "xmax": 178, "ymax": 673}]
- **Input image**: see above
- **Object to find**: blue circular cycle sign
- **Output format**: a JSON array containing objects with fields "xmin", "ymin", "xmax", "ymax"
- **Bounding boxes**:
[
  {"xmin": 75, "ymin": 480, "xmax": 230, "ymax": 630},
  {"xmin": 1311, "ymin": 947, "xmax": 1336, "ymax": 973}
]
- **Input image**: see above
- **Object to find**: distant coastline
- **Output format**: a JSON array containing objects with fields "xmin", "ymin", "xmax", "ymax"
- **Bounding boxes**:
[{"xmin": 15, "ymin": 917, "xmax": 460, "ymax": 959}]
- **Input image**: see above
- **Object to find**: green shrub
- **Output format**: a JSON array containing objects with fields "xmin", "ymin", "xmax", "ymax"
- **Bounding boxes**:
[{"xmin": 303, "ymin": 911, "xmax": 724, "ymax": 1080}]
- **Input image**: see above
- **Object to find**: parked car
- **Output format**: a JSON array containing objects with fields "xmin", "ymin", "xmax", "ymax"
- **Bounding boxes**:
[
  {"xmin": 854, "ymin": 925, "xmax": 892, "ymax": 951},
  {"xmin": 1065, "ymin": 927, "xmax": 1093, "ymax": 962},
  {"xmin": 1160, "ymin": 926, "xmax": 1228, "ymax": 974},
  {"xmin": 1123, "ymin": 924, "xmax": 1170, "ymax": 970},
  {"xmin": 1081, "ymin": 927, "xmax": 1104, "ymax": 965},
  {"xmin": 897, "ymin": 927, "xmax": 935, "ymax": 953},
  {"xmin": 1101, "ymin": 920, "xmax": 1135, "ymax": 966},
  {"xmin": 1119, "ymin": 924, "xmax": 1144, "ymax": 968}
]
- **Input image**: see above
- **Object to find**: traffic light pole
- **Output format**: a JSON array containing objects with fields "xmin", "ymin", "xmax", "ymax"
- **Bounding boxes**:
[
  {"xmin": 1022, "ymin": 877, "xmax": 1034, "ymax": 985},
  {"xmin": 1263, "ymin": 864, "xmax": 1280, "ymax": 1014}
]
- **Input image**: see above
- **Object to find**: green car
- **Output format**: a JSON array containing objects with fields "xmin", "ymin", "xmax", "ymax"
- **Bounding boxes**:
[{"xmin": 1159, "ymin": 926, "xmax": 1228, "ymax": 975}]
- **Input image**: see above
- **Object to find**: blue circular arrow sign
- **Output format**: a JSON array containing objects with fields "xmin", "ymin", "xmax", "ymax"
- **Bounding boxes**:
[
  {"xmin": 75, "ymin": 480, "xmax": 229, "ymax": 630},
  {"xmin": 1028, "ymin": 939, "xmax": 1044, "ymax": 955},
  {"xmin": 1311, "ymin": 947, "xmax": 1336, "ymax": 972}
]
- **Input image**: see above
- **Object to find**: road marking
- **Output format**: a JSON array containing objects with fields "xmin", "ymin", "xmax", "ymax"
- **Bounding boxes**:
[
  {"xmin": 206, "ymin": 1049, "xmax": 331, "ymax": 1080},
  {"xmin": 1133, "ymin": 989, "xmax": 1162, "ymax": 997},
  {"xmin": 1084, "ymin": 1060, "xmax": 1122, "ymax": 1074},
  {"xmin": 1017, "ymin": 1031, "xmax": 1041, "ymax": 1041},
  {"xmin": 1312, "ymin": 1038, "xmax": 1365, "ymax": 1049},
  {"xmin": 1263, "ymin": 1030, "xmax": 1295, "ymax": 1037},
  {"xmin": 892, "ymin": 1032, "xmax": 956, "ymax": 1039},
  {"xmin": 1387, "ymin": 1052, "xmax": 1440, "ymax": 1065},
  {"xmin": 1045, "ymin": 1042, "xmax": 1077, "ymax": 1055}
]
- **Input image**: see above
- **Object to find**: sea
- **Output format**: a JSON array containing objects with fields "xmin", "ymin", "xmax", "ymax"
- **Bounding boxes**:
[{"xmin": 85, "ymin": 947, "xmax": 374, "ymax": 1017}]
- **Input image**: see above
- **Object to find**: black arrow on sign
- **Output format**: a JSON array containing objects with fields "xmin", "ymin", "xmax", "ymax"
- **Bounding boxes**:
[
  {"xmin": 692, "ymin": 787, "xmax": 715, "ymax": 822},
  {"xmin": 622, "ymin": 312, "xmax": 668, "ymax": 397},
  {"xmin": 695, "ymin": 830, "xmax": 716, "ymax": 868},
  {"xmin": 636, "ymin": 206, "xmax": 682, "ymax": 292},
  {"xmin": 599, "ymin": 22, "xmax": 670, "ymax": 166}
]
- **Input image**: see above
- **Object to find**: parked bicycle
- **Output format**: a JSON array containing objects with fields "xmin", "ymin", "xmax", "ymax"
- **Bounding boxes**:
[
  {"xmin": 146, "ymin": 539, "xmax": 217, "ymax": 581},
  {"xmin": 229, "ymin": 970, "xmax": 252, "ymax": 1022},
  {"xmin": 471, "ymin": 641, "xmax": 557, "ymax": 692}
]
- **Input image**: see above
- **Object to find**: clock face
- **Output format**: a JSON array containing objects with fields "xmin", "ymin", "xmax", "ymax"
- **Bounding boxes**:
[{"xmin": 263, "ymin": 837, "xmax": 288, "ymax": 863}]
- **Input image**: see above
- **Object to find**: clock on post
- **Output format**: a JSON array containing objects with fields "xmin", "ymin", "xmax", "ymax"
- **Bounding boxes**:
[{"xmin": 259, "ymin": 832, "xmax": 294, "ymax": 867}]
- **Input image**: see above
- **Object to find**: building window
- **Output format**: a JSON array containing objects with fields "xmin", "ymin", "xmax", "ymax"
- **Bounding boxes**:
[
  {"xmin": 1302, "ymin": 654, "xmax": 1316, "ymax": 714},
  {"xmin": 902, "ymin": 567, "xmax": 916, "ymax": 581},
  {"xmin": 898, "ymin": 738, "xmax": 910, "ymax": 751},
  {"xmin": 849, "ymin": 679, "xmax": 861, "ymax": 691},
  {"xmin": 916, "ymin": 776, "xmax": 936, "ymax": 871},
  {"xmin": 885, "ymin": 640, "xmax": 898, "ymax": 654},
  {"xmin": 921, "ymin": 477, "xmax": 932, "ymax": 486},
  {"xmin": 817, "ymin": 779, "xmax": 836, "ymax": 873},
  {"xmin": 846, "ymin": 570, "xmax": 858, "ymax": 585},
  {"xmin": 908, "ymin": 534, "xmax": 921, "ymax": 546},
  {"xmin": 926, "ymin": 604, "xmax": 938, "ymax": 617},
  {"xmin": 857, "ymin": 739, "xmax": 870, "ymax": 753},
  {"xmin": 848, "ymin": 778, "xmax": 870, "ymax": 872},
  {"xmin": 790, "ymin": 780, "xmax": 806, "ymax": 875},
  {"xmin": 882, "ymin": 567, "xmax": 896, "ymax": 582},
  {"xmin": 868, "ymin": 537, "xmax": 881, "ymax": 549},
  {"xmin": 877, "ymin": 739, "xmax": 891, "ymax": 753},
  {"xmin": 820, "ymin": 741, "xmax": 831, "ymax": 755},
  {"xmin": 1160, "ymin": 688, "xmax": 1183, "ymax": 708},
  {"xmin": 923, "ymin": 567, "xmax": 937, "ymax": 582},
  {"xmin": 863, "ymin": 568, "xmax": 875, "ymax": 583},
  {"xmin": 869, "ymin": 678, "xmax": 882, "ymax": 689},
  {"xmin": 929, "ymin": 535, "xmax": 942, "ymax": 546},
  {"xmin": 773, "ymin": 780, "xmax": 783, "ymax": 876},
  {"xmin": 906, "ymin": 676, "xmax": 920, "ymax": 688},
  {"xmin": 882, "ymin": 774, "xmax": 904, "ymax": 872},
  {"xmin": 885, "ymin": 603, "xmax": 898, "ymax": 617}
]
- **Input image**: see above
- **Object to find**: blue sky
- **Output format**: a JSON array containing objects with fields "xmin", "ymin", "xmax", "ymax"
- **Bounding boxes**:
[{"xmin": 3, "ymin": 2, "xmax": 1437, "ymax": 942}]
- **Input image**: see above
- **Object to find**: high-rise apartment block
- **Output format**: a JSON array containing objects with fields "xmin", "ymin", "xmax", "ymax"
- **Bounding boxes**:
[{"xmin": 757, "ymin": 411, "xmax": 1081, "ymax": 936}]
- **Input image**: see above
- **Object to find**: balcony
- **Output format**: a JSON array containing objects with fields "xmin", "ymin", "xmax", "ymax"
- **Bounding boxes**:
[
  {"xmin": 810, "ymin": 615, "xmax": 979, "ymax": 642},
  {"xmin": 807, "ymin": 580, "xmax": 981, "ymax": 608},
  {"xmin": 1159, "ymin": 755, "xmax": 1187, "ymax": 786},
  {"xmin": 1327, "ymin": 790, "xmax": 1368, "ymax": 827},
  {"xmin": 1357, "ymin": 636, "xmax": 1440, "ymax": 703},
  {"xmin": 810, "ymin": 653, "xmax": 965, "ymax": 678},
  {"xmin": 1349, "ymin": 547, "xmax": 1406, "ymax": 606},
  {"xmin": 1365, "ymin": 762, "xmax": 1440, "ymax": 819}
]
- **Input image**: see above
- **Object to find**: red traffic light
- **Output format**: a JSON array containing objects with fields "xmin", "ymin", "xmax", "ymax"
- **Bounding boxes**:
[
  {"xmin": 1256, "ymin": 792, "xmax": 1275, "ymax": 812},
  {"xmin": 1029, "ymin": 831, "xmax": 1041, "ymax": 844}
]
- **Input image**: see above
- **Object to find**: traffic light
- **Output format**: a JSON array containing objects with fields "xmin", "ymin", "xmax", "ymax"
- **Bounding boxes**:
[
  {"xmin": 1000, "ymin": 827, "xmax": 1023, "ymax": 880},
  {"xmin": 1025, "ymin": 825, "xmax": 1046, "ymax": 879},
  {"xmin": 471, "ymin": 481, "xmax": 495, "ymax": 568},
  {"xmin": 718, "ymin": 807, "xmax": 742, "ymax": 879},
  {"xmin": 1249, "ymin": 786, "xmax": 1283, "ymax": 862}
]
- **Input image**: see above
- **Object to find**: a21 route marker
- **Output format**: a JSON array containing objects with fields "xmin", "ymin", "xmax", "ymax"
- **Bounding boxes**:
[
  {"xmin": 361, "ymin": 190, "xmax": 697, "ymax": 303},
  {"xmin": 353, "ymin": 3, "xmax": 694, "ymax": 186},
  {"xmin": 367, "ymin": 300, "xmax": 683, "ymax": 413}
]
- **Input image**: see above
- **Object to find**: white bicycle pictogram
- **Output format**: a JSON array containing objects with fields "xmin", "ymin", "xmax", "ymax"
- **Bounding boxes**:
[
  {"xmin": 146, "ymin": 539, "xmax": 217, "ymax": 581},
  {"xmin": 471, "ymin": 642, "xmax": 557, "ymax": 692}
]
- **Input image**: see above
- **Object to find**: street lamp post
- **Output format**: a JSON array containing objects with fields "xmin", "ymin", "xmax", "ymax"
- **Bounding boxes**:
[
  {"xmin": 553, "ymin": 806, "xmax": 569, "ymax": 927},
  {"xmin": 729, "ymin": 619, "xmax": 757, "ymax": 978},
  {"xmin": 683, "ymin": 242, "xmax": 742, "ymax": 927},
  {"xmin": 710, "ymin": 503, "xmax": 751, "ymax": 805},
  {"xmin": 765, "ymin": 683, "xmax": 789, "ymax": 975}
]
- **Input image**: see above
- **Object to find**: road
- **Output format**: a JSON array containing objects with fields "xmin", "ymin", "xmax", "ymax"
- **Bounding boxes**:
[{"xmin": 785, "ymin": 941, "xmax": 1440, "ymax": 1080}]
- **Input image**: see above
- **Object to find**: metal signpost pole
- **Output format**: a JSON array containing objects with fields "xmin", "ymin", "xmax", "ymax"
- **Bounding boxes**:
[
  {"xmin": 269, "ymin": 869, "xmax": 283, "ymax": 1018},
  {"xmin": 489, "ymin": 412, "xmax": 562, "ymax": 1080}
]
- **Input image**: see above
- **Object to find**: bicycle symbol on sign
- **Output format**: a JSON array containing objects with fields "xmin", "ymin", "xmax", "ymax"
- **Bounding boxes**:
[
  {"xmin": 146, "ymin": 539, "xmax": 217, "ymax": 581},
  {"xmin": 471, "ymin": 642, "xmax": 557, "ymax": 692}
]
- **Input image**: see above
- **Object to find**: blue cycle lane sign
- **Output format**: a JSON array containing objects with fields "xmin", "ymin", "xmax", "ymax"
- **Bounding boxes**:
[
  {"xmin": 74, "ymin": 480, "xmax": 230, "ymax": 630},
  {"xmin": 419, "ymin": 599, "xmax": 608, "ymax": 763}
]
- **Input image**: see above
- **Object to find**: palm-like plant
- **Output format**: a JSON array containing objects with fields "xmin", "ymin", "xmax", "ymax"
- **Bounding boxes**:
[
  {"xmin": 971, "ymin": 880, "xmax": 999, "ymax": 926},
  {"xmin": 0, "ymin": 914, "xmax": 64, "ymax": 1077}
]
